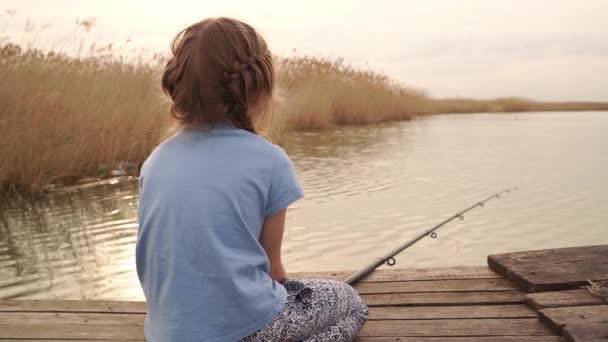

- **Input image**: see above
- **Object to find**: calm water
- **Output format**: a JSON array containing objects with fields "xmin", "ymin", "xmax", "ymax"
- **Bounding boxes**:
[{"xmin": 1, "ymin": 112, "xmax": 607, "ymax": 300}]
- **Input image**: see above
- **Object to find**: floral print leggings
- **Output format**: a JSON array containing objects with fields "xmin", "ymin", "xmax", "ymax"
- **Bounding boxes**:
[{"xmin": 241, "ymin": 279, "xmax": 369, "ymax": 342}]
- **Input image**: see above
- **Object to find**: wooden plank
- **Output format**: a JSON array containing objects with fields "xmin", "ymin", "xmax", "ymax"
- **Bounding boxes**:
[
  {"xmin": 0, "ymin": 338, "xmax": 146, "ymax": 342},
  {"xmin": 0, "ymin": 324, "xmax": 145, "ymax": 339},
  {"xmin": 0, "ymin": 300, "xmax": 146, "ymax": 313},
  {"xmin": 0, "ymin": 311, "xmax": 145, "ymax": 325},
  {"xmin": 355, "ymin": 278, "xmax": 517, "ymax": 294},
  {"xmin": 563, "ymin": 323, "xmax": 608, "ymax": 342},
  {"xmin": 359, "ymin": 318, "xmax": 554, "ymax": 337},
  {"xmin": 369, "ymin": 304, "xmax": 537, "ymax": 320},
  {"xmin": 358, "ymin": 337, "xmax": 564, "ymax": 342},
  {"xmin": 291, "ymin": 266, "xmax": 501, "ymax": 282},
  {"xmin": 525, "ymin": 290, "xmax": 606, "ymax": 311},
  {"xmin": 0, "ymin": 339, "xmax": 562, "ymax": 342},
  {"xmin": 539, "ymin": 305, "xmax": 608, "ymax": 334},
  {"xmin": 361, "ymin": 291, "xmax": 524, "ymax": 306},
  {"xmin": 0, "ymin": 340, "xmax": 144, "ymax": 342},
  {"xmin": 488, "ymin": 245, "xmax": 608, "ymax": 292}
]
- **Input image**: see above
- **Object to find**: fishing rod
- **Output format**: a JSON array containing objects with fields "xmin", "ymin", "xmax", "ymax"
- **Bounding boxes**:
[{"xmin": 343, "ymin": 187, "xmax": 518, "ymax": 285}]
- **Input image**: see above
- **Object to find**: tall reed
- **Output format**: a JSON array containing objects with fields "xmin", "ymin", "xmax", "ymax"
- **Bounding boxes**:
[
  {"xmin": 1, "ymin": 43, "xmax": 607, "ymax": 192},
  {"xmin": 0, "ymin": 44, "xmax": 168, "ymax": 191},
  {"xmin": 274, "ymin": 56, "xmax": 430, "ymax": 130}
]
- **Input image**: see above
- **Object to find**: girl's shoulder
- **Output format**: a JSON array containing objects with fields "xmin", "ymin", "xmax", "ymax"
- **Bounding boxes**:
[
  {"xmin": 140, "ymin": 127, "xmax": 291, "ymax": 176},
  {"xmin": 224, "ymin": 128, "xmax": 290, "ymax": 161}
]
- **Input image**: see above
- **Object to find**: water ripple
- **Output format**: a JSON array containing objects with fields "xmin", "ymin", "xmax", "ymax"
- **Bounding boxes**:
[{"xmin": 1, "ymin": 112, "xmax": 608, "ymax": 300}]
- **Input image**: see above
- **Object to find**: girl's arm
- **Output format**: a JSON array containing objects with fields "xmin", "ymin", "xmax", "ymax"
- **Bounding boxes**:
[{"xmin": 260, "ymin": 209, "xmax": 287, "ymax": 282}]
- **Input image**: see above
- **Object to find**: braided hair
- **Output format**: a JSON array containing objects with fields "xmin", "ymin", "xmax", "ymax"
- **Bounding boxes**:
[{"xmin": 161, "ymin": 17, "xmax": 274, "ymax": 134}]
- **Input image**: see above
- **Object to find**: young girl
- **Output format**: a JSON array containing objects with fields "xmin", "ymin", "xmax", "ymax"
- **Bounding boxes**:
[{"xmin": 136, "ymin": 17, "xmax": 368, "ymax": 342}]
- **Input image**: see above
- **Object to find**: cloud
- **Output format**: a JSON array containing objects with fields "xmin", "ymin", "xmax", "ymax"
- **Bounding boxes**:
[{"xmin": 2, "ymin": 0, "xmax": 607, "ymax": 101}]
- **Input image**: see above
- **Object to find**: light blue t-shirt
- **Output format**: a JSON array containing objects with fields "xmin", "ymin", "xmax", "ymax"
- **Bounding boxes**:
[{"xmin": 136, "ymin": 124, "xmax": 304, "ymax": 342}]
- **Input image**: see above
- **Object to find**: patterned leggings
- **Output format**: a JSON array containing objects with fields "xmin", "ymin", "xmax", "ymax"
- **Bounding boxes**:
[{"xmin": 241, "ymin": 279, "xmax": 369, "ymax": 342}]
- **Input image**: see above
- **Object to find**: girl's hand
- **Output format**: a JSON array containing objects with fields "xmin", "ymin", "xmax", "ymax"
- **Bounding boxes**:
[
  {"xmin": 270, "ymin": 263, "xmax": 287, "ymax": 283},
  {"xmin": 260, "ymin": 209, "xmax": 288, "ymax": 283}
]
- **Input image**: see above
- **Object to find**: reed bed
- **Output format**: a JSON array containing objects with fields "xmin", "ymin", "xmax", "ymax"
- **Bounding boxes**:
[
  {"xmin": 0, "ymin": 44, "xmax": 168, "ymax": 192},
  {"xmin": 1, "ymin": 43, "xmax": 607, "ymax": 192},
  {"xmin": 431, "ymin": 97, "xmax": 608, "ymax": 114},
  {"xmin": 274, "ymin": 56, "xmax": 430, "ymax": 130}
]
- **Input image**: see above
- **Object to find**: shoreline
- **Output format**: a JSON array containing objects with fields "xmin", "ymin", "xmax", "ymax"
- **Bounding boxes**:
[
  {"xmin": 2, "ymin": 43, "xmax": 608, "ymax": 193},
  {"xmin": 2, "ymin": 110, "xmax": 608, "ymax": 195},
  {"xmin": 2, "ymin": 109, "xmax": 606, "ymax": 196}
]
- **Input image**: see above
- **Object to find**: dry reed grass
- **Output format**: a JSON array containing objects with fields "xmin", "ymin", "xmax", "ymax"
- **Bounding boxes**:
[
  {"xmin": 431, "ymin": 97, "xmax": 608, "ymax": 114},
  {"xmin": 1, "ymin": 43, "xmax": 607, "ymax": 192},
  {"xmin": 0, "ymin": 44, "xmax": 168, "ymax": 192},
  {"xmin": 274, "ymin": 56, "xmax": 430, "ymax": 130}
]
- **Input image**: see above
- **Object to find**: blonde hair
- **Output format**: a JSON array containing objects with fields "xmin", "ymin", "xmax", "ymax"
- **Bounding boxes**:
[{"xmin": 161, "ymin": 17, "xmax": 274, "ymax": 134}]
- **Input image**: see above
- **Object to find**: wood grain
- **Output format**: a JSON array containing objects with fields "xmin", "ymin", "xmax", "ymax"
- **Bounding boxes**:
[
  {"xmin": 488, "ymin": 245, "xmax": 608, "ymax": 292},
  {"xmin": 355, "ymin": 278, "xmax": 517, "ymax": 294},
  {"xmin": 0, "ymin": 324, "xmax": 145, "ymax": 339},
  {"xmin": 291, "ymin": 266, "xmax": 501, "ymax": 282},
  {"xmin": 0, "ymin": 311, "xmax": 145, "ymax": 325},
  {"xmin": 357, "ymin": 337, "xmax": 564, "ymax": 342},
  {"xmin": 369, "ymin": 304, "xmax": 536, "ymax": 320},
  {"xmin": 563, "ymin": 322, "xmax": 608, "ymax": 342},
  {"xmin": 539, "ymin": 305, "xmax": 608, "ymax": 334},
  {"xmin": 0, "ymin": 264, "xmax": 563, "ymax": 341},
  {"xmin": 359, "ymin": 318, "xmax": 554, "ymax": 337},
  {"xmin": 0, "ymin": 300, "xmax": 146, "ymax": 313},
  {"xmin": 525, "ymin": 289, "xmax": 606, "ymax": 311},
  {"xmin": 362, "ymin": 291, "xmax": 524, "ymax": 306},
  {"xmin": 0, "ymin": 340, "xmax": 144, "ymax": 342}
]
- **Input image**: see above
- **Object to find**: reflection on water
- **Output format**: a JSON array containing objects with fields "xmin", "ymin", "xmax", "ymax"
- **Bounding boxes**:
[
  {"xmin": 0, "ymin": 179, "xmax": 141, "ymax": 300},
  {"xmin": 1, "ymin": 112, "xmax": 608, "ymax": 300}
]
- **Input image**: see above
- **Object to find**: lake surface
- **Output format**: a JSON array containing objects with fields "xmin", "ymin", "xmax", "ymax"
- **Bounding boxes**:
[{"xmin": 1, "ymin": 112, "xmax": 607, "ymax": 300}]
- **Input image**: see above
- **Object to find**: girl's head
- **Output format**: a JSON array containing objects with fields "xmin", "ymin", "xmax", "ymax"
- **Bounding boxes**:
[{"xmin": 161, "ymin": 18, "xmax": 274, "ymax": 134}]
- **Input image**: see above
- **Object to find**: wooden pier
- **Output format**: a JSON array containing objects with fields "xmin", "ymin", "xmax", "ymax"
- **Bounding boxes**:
[{"xmin": 0, "ymin": 245, "xmax": 606, "ymax": 341}]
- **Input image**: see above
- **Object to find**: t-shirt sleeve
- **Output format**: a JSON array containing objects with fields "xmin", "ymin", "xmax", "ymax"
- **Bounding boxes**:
[{"xmin": 265, "ymin": 147, "xmax": 304, "ymax": 217}]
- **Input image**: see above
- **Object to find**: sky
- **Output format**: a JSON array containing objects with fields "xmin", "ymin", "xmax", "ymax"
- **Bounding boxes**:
[{"xmin": 2, "ymin": 0, "xmax": 608, "ymax": 101}]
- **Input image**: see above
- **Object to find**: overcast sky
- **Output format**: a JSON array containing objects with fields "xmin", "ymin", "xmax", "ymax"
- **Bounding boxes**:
[{"xmin": 2, "ymin": 0, "xmax": 608, "ymax": 101}]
